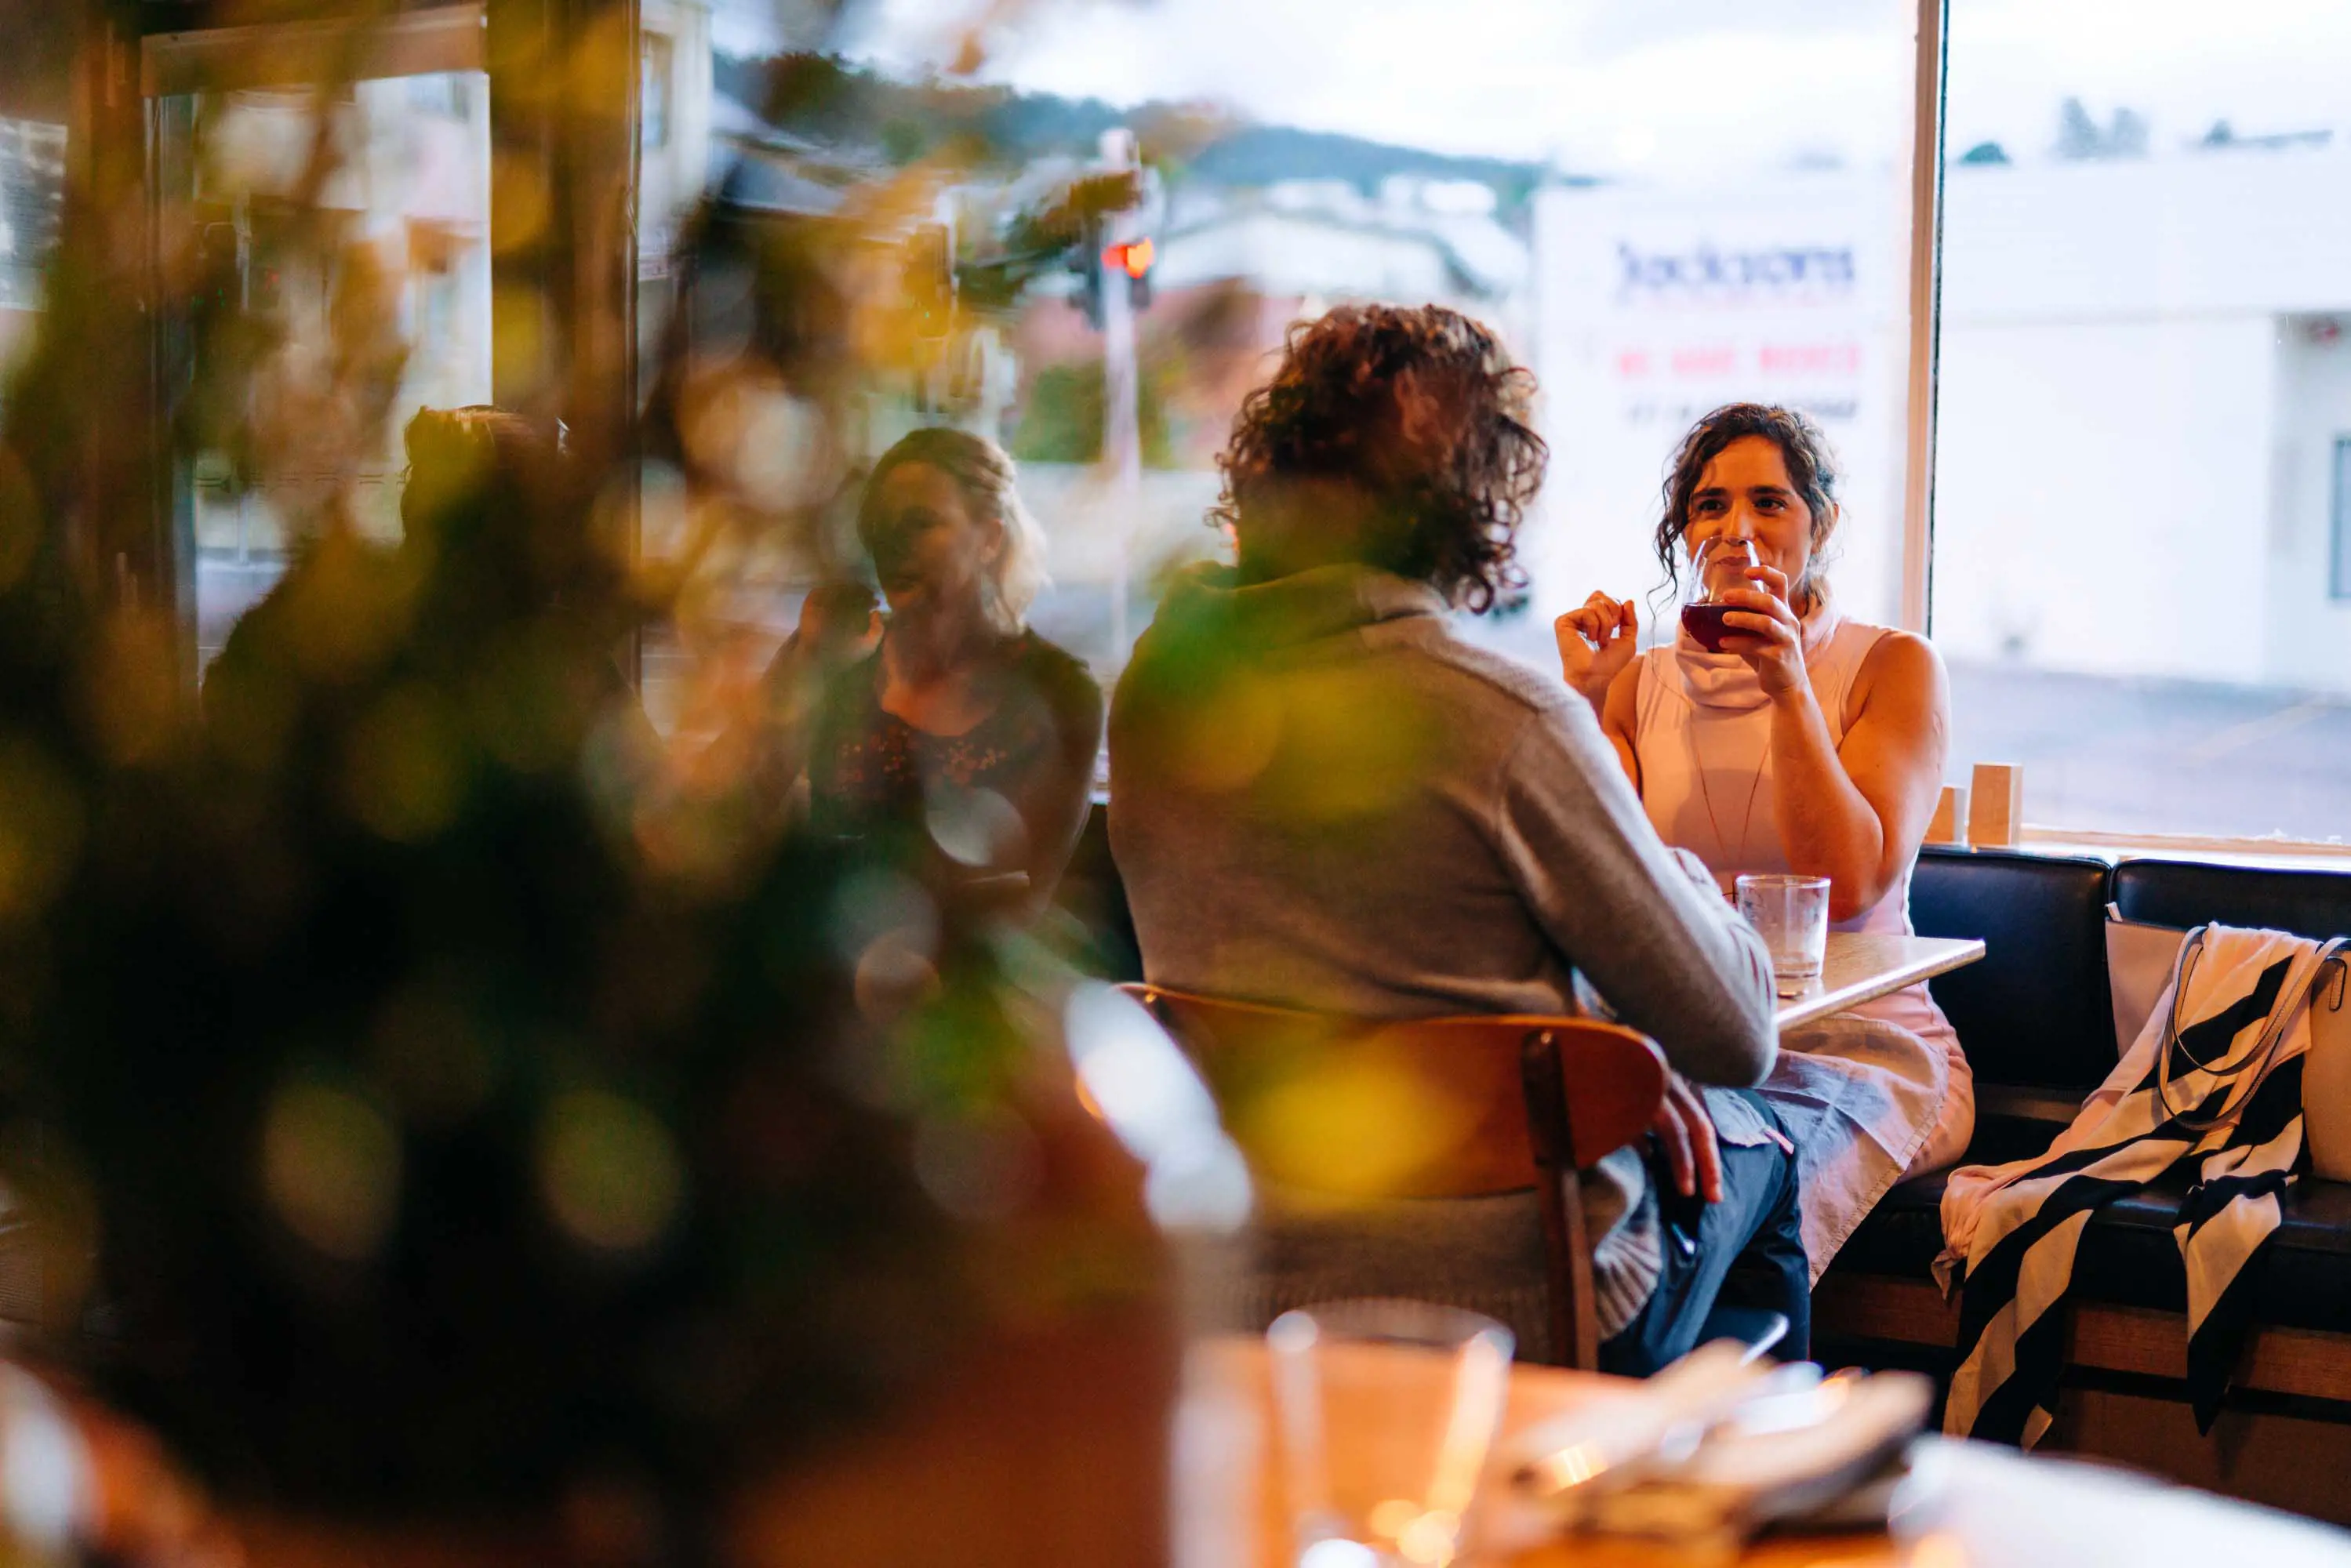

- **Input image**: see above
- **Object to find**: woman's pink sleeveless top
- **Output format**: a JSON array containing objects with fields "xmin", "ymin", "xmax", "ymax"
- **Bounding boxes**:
[{"xmin": 1630, "ymin": 612, "xmax": 1964, "ymax": 1065}]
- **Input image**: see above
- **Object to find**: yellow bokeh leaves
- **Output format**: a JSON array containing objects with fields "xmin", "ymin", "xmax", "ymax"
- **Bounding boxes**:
[
  {"xmin": 275, "ymin": 528, "xmax": 420, "ymax": 684},
  {"xmin": 80, "ymin": 608, "xmax": 184, "ymax": 768},
  {"xmin": 1255, "ymin": 663, "xmax": 1433, "ymax": 824},
  {"xmin": 343, "ymin": 683, "xmax": 465, "ymax": 840},
  {"xmin": 0, "ymin": 738, "xmax": 83, "ymax": 927},
  {"xmin": 537, "ymin": 1087, "xmax": 685, "ymax": 1256},
  {"xmin": 1221, "ymin": 1039, "xmax": 1478, "ymax": 1203},
  {"xmin": 468, "ymin": 622, "xmax": 585, "ymax": 776},
  {"xmin": 261, "ymin": 1080, "xmax": 402, "ymax": 1262},
  {"xmin": 488, "ymin": 156, "xmax": 553, "ymax": 259},
  {"xmin": 1157, "ymin": 660, "xmax": 1434, "ymax": 826},
  {"xmin": 0, "ymin": 442, "xmax": 38, "ymax": 598}
]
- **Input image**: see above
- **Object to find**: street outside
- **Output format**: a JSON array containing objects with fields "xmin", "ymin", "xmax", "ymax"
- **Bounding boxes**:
[
  {"xmin": 1941, "ymin": 661, "xmax": 2351, "ymax": 844},
  {"xmin": 204, "ymin": 554, "xmax": 2351, "ymax": 846}
]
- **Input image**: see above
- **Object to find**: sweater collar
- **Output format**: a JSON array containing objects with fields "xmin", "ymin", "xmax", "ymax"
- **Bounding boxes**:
[{"xmin": 1160, "ymin": 561, "xmax": 1448, "ymax": 651}]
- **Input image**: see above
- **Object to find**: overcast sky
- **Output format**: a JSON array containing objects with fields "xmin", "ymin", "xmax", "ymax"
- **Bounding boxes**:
[{"xmin": 716, "ymin": 0, "xmax": 2351, "ymax": 176}]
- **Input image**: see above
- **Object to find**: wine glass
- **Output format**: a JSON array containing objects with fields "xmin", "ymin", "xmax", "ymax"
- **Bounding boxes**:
[{"xmin": 1680, "ymin": 536, "xmax": 1758, "ymax": 654}]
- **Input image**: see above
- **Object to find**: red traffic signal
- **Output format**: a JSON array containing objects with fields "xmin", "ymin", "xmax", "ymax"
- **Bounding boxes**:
[{"xmin": 1102, "ymin": 238, "xmax": 1154, "ymax": 279}]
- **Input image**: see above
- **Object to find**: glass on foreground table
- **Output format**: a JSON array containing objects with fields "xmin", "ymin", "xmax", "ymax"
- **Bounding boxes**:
[
  {"xmin": 1736, "ymin": 873, "xmax": 1832, "ymax": 999},
  {"xmin": 1197, "ymin": 1330, "xmax": 2351, "ymax": 1567},
  {"xmin": 1268, "ymin": 1301, "xmax": 1514, "ymax": 1567}
]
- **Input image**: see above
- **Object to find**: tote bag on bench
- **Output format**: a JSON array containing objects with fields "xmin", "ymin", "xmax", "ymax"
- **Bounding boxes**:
[{"xmin": 2107, "ymin": 907, "xmax": 2351, "ymax": 1180}]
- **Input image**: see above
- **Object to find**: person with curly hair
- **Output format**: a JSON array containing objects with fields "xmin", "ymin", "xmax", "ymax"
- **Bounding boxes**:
[
  {"xmin": 1555, "ymin": 402, "xmax": 1969, "ymax": 1279},
  {"xmin": 1108, "ymin": 304, "xmax": 1804, "ymax": 1372}
]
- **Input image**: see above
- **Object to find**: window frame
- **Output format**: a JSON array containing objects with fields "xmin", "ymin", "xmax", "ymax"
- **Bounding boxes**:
[
  {"xmin": 1900, "ymin": 0, "xmax": 1946, "ymax": 636},
  {"xmin": 2332, "ymin": 435, "xmax": 2351, "ymax": 604},
  {"xmin": 116, "ymin": 1, "xmax": 646, "ymax": 695},
  {"xmin": 140, "ymin": 5, "xmax": 486, "ymax": 100}
]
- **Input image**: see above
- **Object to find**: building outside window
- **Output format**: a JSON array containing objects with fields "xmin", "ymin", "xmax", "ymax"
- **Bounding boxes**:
[
  {"xmin": 643, "ymin": 31, "xmax": 674, "ymax": 153},
  {"xmin": 1933, "ymin": 0, "xmax": 2351, "ymax": 840},
  {"xmin": 0, "ymin": 115, "xmax": 64, "ymax": 383}
]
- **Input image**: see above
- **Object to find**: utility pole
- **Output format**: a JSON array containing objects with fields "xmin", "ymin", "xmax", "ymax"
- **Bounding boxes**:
[{"xmin": 1096, "ymin": 128, "xmax": 1142, "ymax": 660}]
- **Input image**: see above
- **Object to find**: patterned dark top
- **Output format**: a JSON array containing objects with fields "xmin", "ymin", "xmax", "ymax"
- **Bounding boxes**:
[{"xmin": 808, "ymin": 631, "xmax": 1105, "ymax": 902}]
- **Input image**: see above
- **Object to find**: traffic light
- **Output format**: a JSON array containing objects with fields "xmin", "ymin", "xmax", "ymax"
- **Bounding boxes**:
[
  {"xmin": 1106, "ymin": 236, "xmax": 1153, "ymax": 312},
  {"xmin": 1067, "ymin": 136, "xmax": 1157, "ymax": 332},
  {"xmin": 1074, "ymin": 227, "xmax": 1154, "ymax": 331}
]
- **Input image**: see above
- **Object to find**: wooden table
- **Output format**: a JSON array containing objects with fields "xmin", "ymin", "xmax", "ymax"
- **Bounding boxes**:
[
  {"xmin": 1773, "ymin": 933, "xmax": 1986, "ymax": 1033},
  {"xmin": 1184, "ymin": 1338, "xmax": 2351, "ymax": 1567}
]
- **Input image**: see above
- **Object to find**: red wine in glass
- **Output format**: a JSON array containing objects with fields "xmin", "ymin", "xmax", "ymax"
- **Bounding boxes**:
[
  {"xmin": 1683, "ymin": 537, "xmax": 1758, "ymax": 652},
  {"xmin": 1681, "ymin": 601, "xmax": 1738, "ymax": 652}
]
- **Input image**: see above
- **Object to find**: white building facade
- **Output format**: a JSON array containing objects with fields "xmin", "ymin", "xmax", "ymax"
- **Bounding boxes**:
[
  {"xmin": 1157, "ymin": 176, "xmax": 1533, "ymax": 350},
  {"xmin": 1934, "ymin": 147, "xmax": 2351, "ymax": 690}
]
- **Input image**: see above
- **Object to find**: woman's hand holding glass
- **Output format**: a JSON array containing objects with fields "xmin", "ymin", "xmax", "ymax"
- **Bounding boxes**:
[
  {"xmin": 1713, "ymin": 562, "xmax": 1809, "ymax": 699},
  {"xmin": 1554, "ymin": 591, "xmax": 1639, "ymax": 708}
]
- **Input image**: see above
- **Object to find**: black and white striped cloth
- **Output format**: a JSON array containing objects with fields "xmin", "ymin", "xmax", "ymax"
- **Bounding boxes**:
[{"xmin": 1936, "ymin": 924, "xmax": 2349, "ymax": 1446}]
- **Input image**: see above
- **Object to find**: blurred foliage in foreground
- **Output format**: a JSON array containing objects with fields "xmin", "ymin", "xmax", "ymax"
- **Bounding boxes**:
[{"xmin": 0, "ymin": 2, "xmax": 1153, "ymax": 1526}]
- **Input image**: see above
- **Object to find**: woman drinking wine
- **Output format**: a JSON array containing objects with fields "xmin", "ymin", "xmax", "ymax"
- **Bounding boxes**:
[{"xmin": 1556, "ymin": 402, "xmax": 1972, "ymax": 1273}]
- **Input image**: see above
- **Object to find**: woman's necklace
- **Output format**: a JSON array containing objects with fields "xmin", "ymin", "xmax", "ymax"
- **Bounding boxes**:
[
  {"xmin": 1688, "ymin": 584, "xmax": 1821, "ymax": 859},
  {"xmin": 1691, "ymin": 719, "xmax": 1769, "ymax": 862}
]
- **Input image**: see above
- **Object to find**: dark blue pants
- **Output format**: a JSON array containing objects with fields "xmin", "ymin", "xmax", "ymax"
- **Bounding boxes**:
[{"xmin": 1597, "ymin": 1092, "xmax": 1808, "ymax": 1377}]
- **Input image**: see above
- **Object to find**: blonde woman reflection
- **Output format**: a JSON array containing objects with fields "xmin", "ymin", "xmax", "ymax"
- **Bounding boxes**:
[
  {"xmin": 1557, "ymin": 403, "xmax": 1973, "ymax": 1276},
  {"xmin": 805, "ymin": 427, "xmax": 1103, "ymax": 916}
]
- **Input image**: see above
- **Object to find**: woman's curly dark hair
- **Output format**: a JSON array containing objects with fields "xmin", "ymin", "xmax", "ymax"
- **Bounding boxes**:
[
  {"xmin": 1210, "ymin": 303, "xmax": 1547, "ymax": 611},
  {"xmin": 1655, "ymin": 402, "xmax": 1843, "ymax": 612}
]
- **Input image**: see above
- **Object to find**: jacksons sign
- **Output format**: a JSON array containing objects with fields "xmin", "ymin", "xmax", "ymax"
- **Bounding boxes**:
[{"xmin": 1615, "ymin": 240, "xmax": 1857, "ymax": 303}]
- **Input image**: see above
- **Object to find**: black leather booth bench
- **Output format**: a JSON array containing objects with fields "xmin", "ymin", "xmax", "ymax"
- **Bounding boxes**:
[{"xmin": 1815, "ymin": 847, "xmax": 2351, "ymax": 1428}]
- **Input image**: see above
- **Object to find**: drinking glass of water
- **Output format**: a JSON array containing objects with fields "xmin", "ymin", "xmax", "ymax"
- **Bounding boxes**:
[
  {"xmin": 1267, "ymin": 1300, "xmax": 1513, "ymax": 1568},
  {"xmin": 1735, "ymin": 873, "xmax": 1832, "ymax": 997}
]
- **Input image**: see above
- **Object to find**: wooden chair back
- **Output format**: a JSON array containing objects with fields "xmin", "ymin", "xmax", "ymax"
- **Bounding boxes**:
[{"xmin": 1119, "ymin": 983, "xmax": 1669, "ymax": 1368}]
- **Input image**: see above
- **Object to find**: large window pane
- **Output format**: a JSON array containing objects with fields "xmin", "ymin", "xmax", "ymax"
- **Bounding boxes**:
[
  {"xmin": 703, "ymin": 0, "xmax": 1923, "ymax": 685},
  {"xmin": 1935, "ymin": 0, "xmax": 2351, "ymax": 840},
  {"xmin": 0, "ymin": 0, "xmax": 71, "ymax": 399},
  {"xmin": 1521, "ymin": 3, "xmax": 1921, "ymax": 657},
  {"xmin": 0, "ymin": 115, "xmax": 64, "ymax": 393},
  {"xmin": 636, "ymin": 2, "xmax": 718, "ymax": 731},
  {"xmin": 161, "ymin": 68, "xmax": 493, "ymax": 671}
]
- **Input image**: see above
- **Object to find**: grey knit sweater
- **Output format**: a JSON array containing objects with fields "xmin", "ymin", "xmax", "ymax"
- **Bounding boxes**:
[{"xmin": 1108, "ymin": 562, "xmax": 1780, "ymax": 1342}]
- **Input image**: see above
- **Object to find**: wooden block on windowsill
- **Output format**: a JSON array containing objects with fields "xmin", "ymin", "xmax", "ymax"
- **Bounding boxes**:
[
  {"xmin": 1969, "ymin": 762, "xmax": 2024, "ymax": 849},
  {"xmin": 1925, "ymin": 783, "xmax": 1970, "ymax": 848}
]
